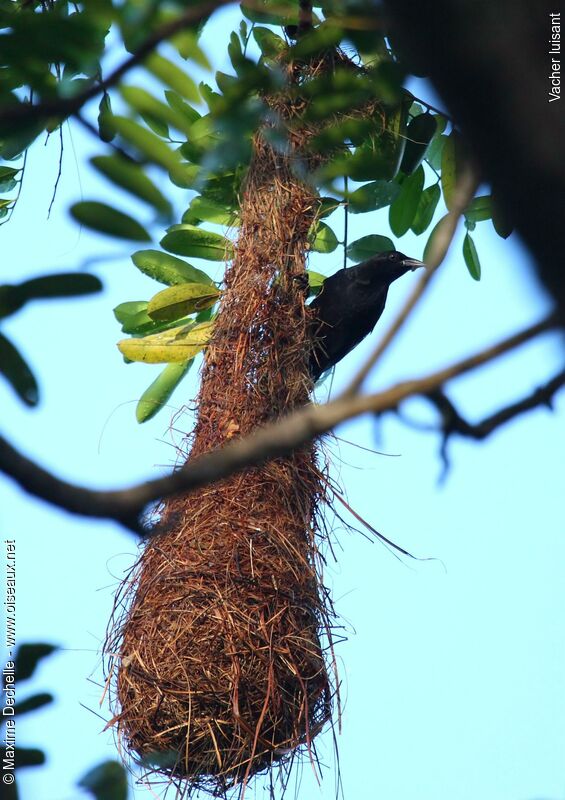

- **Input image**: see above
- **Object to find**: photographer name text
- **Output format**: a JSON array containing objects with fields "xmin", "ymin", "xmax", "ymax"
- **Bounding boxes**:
[{"xmin": 549, "ymin": 12, "xmax": 561, "ymax": 102}]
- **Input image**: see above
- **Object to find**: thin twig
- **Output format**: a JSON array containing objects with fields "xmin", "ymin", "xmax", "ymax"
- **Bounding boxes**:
[
  {"xmin": 345, "ymin": 167, "xmax": 479, "ymax": 396},
  {"xmin": 426, "ymin": 368, "xmax": 565, "ymax": 443},
  {"xmin": 406, "ymin": 91, "xmax": 454, "ymax": 125},
  {"xmin": 47, "ymin": 125, "xmax": 64, "ymax": 219}
]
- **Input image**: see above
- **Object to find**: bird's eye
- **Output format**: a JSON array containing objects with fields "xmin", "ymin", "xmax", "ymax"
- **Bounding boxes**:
[{"xmin": 388, "ymin": 252, "xmax": 397, "ymax": 261}]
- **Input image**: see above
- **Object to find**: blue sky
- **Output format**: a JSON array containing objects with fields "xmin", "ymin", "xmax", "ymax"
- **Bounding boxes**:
[{"xmin": 2, "ymin": 6, "xmax": 565, "ymax": 799}]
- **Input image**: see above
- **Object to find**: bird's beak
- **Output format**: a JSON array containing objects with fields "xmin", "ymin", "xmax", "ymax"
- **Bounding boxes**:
[{"xmin": 402, "ymin": 257, "xmax": 426, "ymax": 271}]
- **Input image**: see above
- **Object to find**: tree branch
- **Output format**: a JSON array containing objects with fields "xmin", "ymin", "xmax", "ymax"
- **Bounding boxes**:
[
  {"xmin": 426, "ymin": 368, "xmax": 565, "ymax": 443},
  {"xmin": 0, "ymin": 0, "xmax": 230, "ymax": 127},
  {"xmin": 0, "ymin": 313, "xmax": 557, "ymax": 531}
]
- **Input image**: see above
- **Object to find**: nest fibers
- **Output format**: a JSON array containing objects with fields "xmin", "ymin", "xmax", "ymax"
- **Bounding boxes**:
[{"xmin": 105, "ymin": 122, "xmax": 342, "ymax": 795}]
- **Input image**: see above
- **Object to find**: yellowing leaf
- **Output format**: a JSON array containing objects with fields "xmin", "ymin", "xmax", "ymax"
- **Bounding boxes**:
[
  {"xmin": 117, "ymin": 320, "xmax": 214, "ymax": 363},
  {"xmin": 147, "ymin": 283, "xmax": 220, "ymax": 321}
]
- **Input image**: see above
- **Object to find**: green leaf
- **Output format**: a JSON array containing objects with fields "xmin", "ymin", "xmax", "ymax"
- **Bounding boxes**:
[
  {"xmin": 441, "ymin": 132, "xmax": 458, "ymax": 210},
  {"xmin": 215, "ymin": 69, "xmax": 239, "ymax": 96},
  {"xmin": 0, "ymin": 166, "xmax": 19, "ymax": 192},
  {"xmin": 78, "ymin": 759, "xmax": 128, "ymax": 800},
  {"xmin": 0, "ymin": 273, "xmax": 101, "ymax": 319},
  {"xmin": 241, "ymin": 0, "xmax": 299, "ymax": 24},
  {"xmin": 423, "ymin": 214, "xmax": 450, "ymax": 265},
  {"xmin": 491, "ymin": 197, "xmax": 513, "ymax": 239},
  {"xmin": 253, "ymin": 27, "xmax": 287, "ymax": 58},
  {"xmin": 318, "ymin": 197, "xmax": 341, "ymax": 218},
  {"xmin": 171, "ymin": 29, "xmax": 211, "ymax": 68},
  {"xmin": 120, "ymin": 86, "xmax": 194, "ymax": 137},
  {"xmin": 21, "ymin": 273, "xmax": 102, "ymax": 299},
  {"xmin": 147, "ymin": 283, "xmax": 220, "ymax": 321},
  {"xmin": 411, "ymin": 183, "xmax": 441, "ymax": 235},
  {"xmin": 165, "ymin": 90, "xmax": 201, "ymax": 125},
  {"xmin": 434, "ymin": 114, "xmax": 448, "ymax": 134},
  {"xmin": 136, "ymin": 361, "xmax": 193, "ymax": 423},
  {"xmin": 189, "ymin": 113, "xmax": 222, "ymax": 147},
  {"xmin": 344, "ymin": 100, "xmax": 408, "ymax": 181},
  {"xmin": 375, "ymin": 99, "xmax": 410, "ymax": 181},
  {"xmin": 132, "ymin": 250, "xmax": 214, "ymax": 286},
  {"xmin": 199, "ymin": 81, "xmax": 222, "ymax": 111},
  {"xmin": 228, "ymin": 30, "xmax": 244, "ymax": 70},
  {"xmin": 145, "ymin": 52, "xmax": 199, "ymax": 102},
  {"xmin": 400, "ymin": 113, "xmax": 437, "ymax": 175},
  {"xmin": 161, "ymin": 224, "xmax": 233, "ymax": 261},
  {"xmin": 289, "ymin": 21, "xmax": 341, "ymax": 58},
  {"xmin": 347, "ymin": 180, "xmax": 400, "ymax": 214},
  {"xmin": 426, "ymin": 132, "xmax": 447, "ymax": 171},
  {"xmin": 307, "ymin": 270, "xmax": 326, "ymax": 296},
  {"xmin": 109, "ymin": 116, "xmax": 181, "ymax": 174},
  {"xmin": 0, "ymin": 333, "xmax": 39, "ymax": 406},
  {"xmin": 187, "ymin": 196, "xmax": 239, "ymax": 226},
  {"xmin": 13, "ymin": 692, "xmax": 53, "ymax": 716},
  {"xmin": 90, "ymin": 155, "xmax": 172, "ymax": 215},
  {"xmin": 116, "ymin": 308, "xmax": 191, "ymax": 337},
  {"xmin": 117, "ymin": 320, "xmax": 214, "ymax": 363},
  {"xmin": 346, "ymin": 234, "xmax": 395, "ymax": 262},
  {"xmin": 70, "ymin": 201, "xmax": 151, "ymax": 241},
  {"xmin": 389, "ymin": 164, "xmax": 425, "ymax": 237},
  {"xmin": 464, "ymin": 195, "xmax": 492, "ymax": 223},
  {"xmin": 408, "ymin": 102, "xmax": 425, "ymax": 116},
  {"xmin": 113, "ymin": 301, "xmax": 148, "ymax": 325},
  {"xmin": 15, "ymin": 747, "xmax": 46, "ymax": 769},
  {"xmin": 140, "ymin": 111, "xmax": 170, "ymax": 138},
  {"xmin": 14, "ymin": 643, "xmax": 58, "ymax": 682},
  {"xmin": 462, "ymin": 232, "xmax": 481, "ymax": 280},
  {"xmin": 97, "ymin": 94, "xmax": 115, "ymax": 143},
  {"xmin": 199, "ymin": 172, "xmax": 241, "ymax": 209},
  {"xmin": 118, "ymin": 312, "xmax": 154, "ymax": 335},
  {"xmin": 310, "ymin": 221, "xmax": 339, "ymax": 253},
  {"xmin": 169, "ymin": 163, "xmax": 200, "ymax": 189},
  {"xmin": 0, "ymin": 120, "xmax": 44, "ymax": 160},
  {"xmin": 114, "ymin": 301, "xmax": 167, "ymax": 334}
]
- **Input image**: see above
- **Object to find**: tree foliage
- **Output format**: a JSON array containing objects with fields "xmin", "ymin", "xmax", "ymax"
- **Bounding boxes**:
[
  {"xmin": 1, "ymin": 4, "xmax": 563, "ymax": 794},
  {"xmin": 0, "ymin": 0, "xmax": 509, "ymax": 423}
]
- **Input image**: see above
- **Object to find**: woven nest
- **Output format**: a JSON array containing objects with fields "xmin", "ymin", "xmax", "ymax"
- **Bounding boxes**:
[{"xmin": 106, "ymin": 115, "xmax": 341, "ymax": 794}]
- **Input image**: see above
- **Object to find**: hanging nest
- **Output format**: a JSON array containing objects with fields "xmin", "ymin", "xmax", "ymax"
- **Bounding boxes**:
[
  {"xmin": 105, "ymin": 49, "xmax": 379, "ymax": 796},
  {"xmin": 106, "ymin": 128, "xmax": 338, "ymax": 795}
]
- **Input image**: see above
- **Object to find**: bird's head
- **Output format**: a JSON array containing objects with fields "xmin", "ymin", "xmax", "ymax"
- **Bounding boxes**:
[
  {"xmin": 378, "ymin": 250, "xmax": 426, "ymax": 272},
  {"xmin": 353, "ymin": 250, "xmax": 426, "ymax": 285}
]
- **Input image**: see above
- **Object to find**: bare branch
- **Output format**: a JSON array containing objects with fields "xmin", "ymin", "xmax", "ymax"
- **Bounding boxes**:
[
  {"xmin": 346, "ymin": 167, "xmax": 480, "ymax": 395},
  {"xmin": 0, "ymin": 314, "xmax": 557, "ymax": 530},
  {"xmin": 426, "ymin": 368, "xmax": 565, "ymax": 443}
]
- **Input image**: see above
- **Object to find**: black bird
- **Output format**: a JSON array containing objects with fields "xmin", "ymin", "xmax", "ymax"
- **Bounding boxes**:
[{"xmin": 308, "ymin": 250, "xmax": 425, "ymax": 381}]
